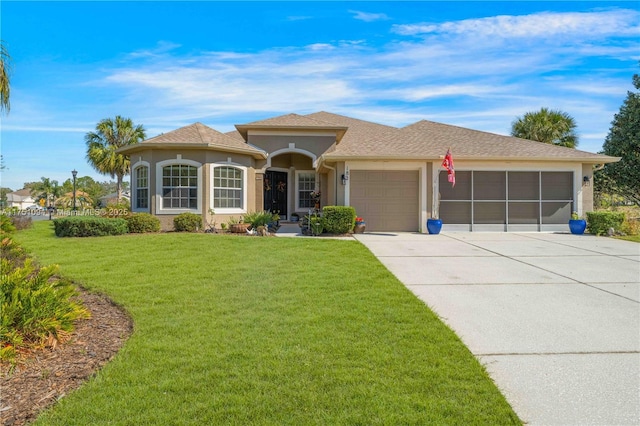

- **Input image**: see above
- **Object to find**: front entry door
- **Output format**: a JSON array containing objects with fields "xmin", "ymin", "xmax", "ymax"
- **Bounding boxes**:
[{"xmin": 264, "ymin": 171, "xmax": 287, "ymax": 218}]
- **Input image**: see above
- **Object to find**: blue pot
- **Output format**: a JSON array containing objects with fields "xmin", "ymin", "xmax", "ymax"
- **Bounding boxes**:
[
  {"xmin": 427, "ymin": 218, "xmax": 442, "ymax": 234},
  {"xmin": 569, "ymin": 219, "xmax": 587, "ymax": 235}
]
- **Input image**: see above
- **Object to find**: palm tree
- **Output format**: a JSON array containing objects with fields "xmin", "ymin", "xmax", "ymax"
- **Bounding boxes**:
[
  {"xmin": 85, "ymin": 116, "xmax": 146, "ymax": 202},
  {"xmin": 511, "ymin": 108, "xmax": 579, "ymax": 148},
  {"xmin": 1, "ymin": 40, "xmax": 11, "ymax": 113},
  {"xmin": 30, "ymin": 177, "xmax": 62, "ymax": 207}
]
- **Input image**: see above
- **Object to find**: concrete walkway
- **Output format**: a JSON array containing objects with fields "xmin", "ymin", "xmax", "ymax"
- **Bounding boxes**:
[{"xmin": 354, "ymin": 232, "xmax": 640, "ymax": 425}]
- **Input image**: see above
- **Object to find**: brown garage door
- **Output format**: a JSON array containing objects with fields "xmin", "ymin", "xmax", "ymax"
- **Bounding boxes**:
[{"xmin": 350, "ymin": 170, "xmax": 419, "ymax": 232}]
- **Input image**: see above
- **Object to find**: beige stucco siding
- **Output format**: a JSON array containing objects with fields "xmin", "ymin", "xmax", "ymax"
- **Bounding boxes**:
[
  {"xmin": 248, "ymin": 134, "xmax": 336, "ymax": 159},
  {"xmin": 269, "ymin": 153, "xmax": 313, "ymax": 170},
  {"xmin": 129, "ymin": 148, "xmax": 259, "ymax": 230},
  {"xmin": 581, "ymin": 163, "xmax": 594, "ymax": 214}
]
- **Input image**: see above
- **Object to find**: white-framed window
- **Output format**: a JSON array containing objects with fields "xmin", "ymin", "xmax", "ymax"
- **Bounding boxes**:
[
  {"xmin": 296, "ymin": 171, "xmax": 316, "ymax": 209},
  {"xmin": 131, "ymin": 161, "xmax": 150, "ymax": 212},
  {"xmin": 134, "ymin": 165, "xmax": 149, "ymax": 210},
  {"xmin": 211, "ymin": 164, "xmax": 247, "ymax": 213},
  {"xmin": 156, "ymin": 159, "xmax": 202, "ymax": 214}
]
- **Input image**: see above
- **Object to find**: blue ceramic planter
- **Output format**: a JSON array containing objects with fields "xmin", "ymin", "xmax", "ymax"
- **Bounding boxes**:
[
  {"xmin": 427, "ymin": 218, "xmax": 442, "ymax": 234},
  {"xmin": 569, "ymin": 219, "xmax": 587, "ymax": 235}
]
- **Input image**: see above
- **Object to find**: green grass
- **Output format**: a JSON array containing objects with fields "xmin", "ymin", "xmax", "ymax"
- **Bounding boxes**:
[
  {"xmin": 16, "ymin": 221, "xmax": 520, "ymax": 425},
  {"xmin": 616, "ymin": 235, "xmax": 640, "ymax": 243}
]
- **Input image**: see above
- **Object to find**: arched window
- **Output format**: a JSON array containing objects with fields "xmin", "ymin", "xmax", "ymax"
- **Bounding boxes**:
[
  {"xmin": 134, "ymin": 165, "xmax": 149, "ymax": 210},
  {"xmin": 212, "ymin": 165, "xmax": 245, "ymax": 211}
]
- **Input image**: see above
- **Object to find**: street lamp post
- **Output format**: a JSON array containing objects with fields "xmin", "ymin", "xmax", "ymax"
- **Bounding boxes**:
[{"xmin": 72, "ymin": 169, "xmax": 78, "ymax": 212}]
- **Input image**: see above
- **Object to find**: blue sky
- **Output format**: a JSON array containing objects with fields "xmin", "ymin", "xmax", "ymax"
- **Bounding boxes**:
[{"xmin": 1, "ymin": 1, "xmax": 638, "ymax": 191}]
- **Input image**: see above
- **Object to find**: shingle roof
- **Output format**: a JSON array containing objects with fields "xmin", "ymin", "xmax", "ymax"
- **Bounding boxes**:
[
  {"xmin": 118, "ymin": 113, "xmax": 617, "ymax": 164},
  {"xmin": 9, "ymin": 188, "xmax": 33, "ymax": 197},
  {"xmin": 235, "ymin": 113, "xmax": 348, "ymax": 140},
  {"xmin": 395, "ymin": 120, "xmax": 615, "ymax": 161},
  {"xmin": 310, "ymin": 113, "xmax": 617, "ymax": 163},
  {"xmin": 117, "ymin": 122, "xmax": 265, "ymax": 157},
  {"xmin": 305, "ymin": 111, "xmax": 400, "ymax": 155}
]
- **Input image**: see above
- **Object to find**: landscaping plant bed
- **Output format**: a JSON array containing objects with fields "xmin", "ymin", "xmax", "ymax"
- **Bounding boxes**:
[{"xmin": 0, "ymin": 288, "xmax": 132, "ymax": 426}]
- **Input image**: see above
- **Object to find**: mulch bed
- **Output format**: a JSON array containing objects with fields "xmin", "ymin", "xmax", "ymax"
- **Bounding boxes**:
[{"xmin": 0, "ymin": 288, "xmax": 133, "ymax": 426}]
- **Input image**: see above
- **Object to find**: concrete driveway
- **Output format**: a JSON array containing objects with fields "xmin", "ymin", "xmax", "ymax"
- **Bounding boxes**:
[{"xmin": 354, "ymin": 232, "xmax": 640, "ymax": 425}]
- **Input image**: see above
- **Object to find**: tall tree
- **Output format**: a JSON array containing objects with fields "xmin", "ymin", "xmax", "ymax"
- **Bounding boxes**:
[
  {"xmin": 0, "ymin": 40, "xmax": 11, "ymax": 113},
  {"xmin": 596, "ymin": 69, "xmax": 640, "ymax": 207},
  {"xmin": 511, "ymin": 108, "xmax": 579, "ymax": 148},
  {"xmin": 85, "ymin": 116, "xmax": 146, "ymax": 202}
]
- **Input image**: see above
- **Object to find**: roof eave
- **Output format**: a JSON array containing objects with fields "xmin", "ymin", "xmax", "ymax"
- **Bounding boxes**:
[
  {"xmin": 321, "ymin": 154, "xmax": 621, "ymax": 163},
  {"xmin": 116, "ymin": 143, "xmax": 267, "ymax": 159}
]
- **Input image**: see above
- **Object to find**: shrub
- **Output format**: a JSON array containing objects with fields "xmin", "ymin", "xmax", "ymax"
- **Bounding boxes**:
[
  {"xmin": 126, "ymin": 213, "xmax": 161, "ymax": 233},
  {"xmin": 322, "ymin": 206, "xmax": 356, "ymax": 234},
  {"xmin": 243, "ymin": 211, "xmax": 278, "ymax": 229},
  {"xmin": 1, "ymin": 257, "xmax": 90, "ymax": 363},
  {"xmin": 309, "ymin": 214, "xmax": 324, "ymax": 235},
  {"xmin": 586, "ymin": 211, "xmax": 625, "ymax": 236},
  {"xmin": 1, "ymin": 214, "xmax": 16, "ymax": 233},
  {"xmin": 11, "ymin": 215, "xmax": 33, "ymax": 230},
  {"xmin": 621, "ymin": 217, "xmax": 640, "ymax": 236},
  {"xmin": 174, "ymin": 212, "xmax": 203, "ymax": 232},
  {"xmin": 54, "ymin": 216, "xmax": 128, "ymax": 237},
  {"xmin": 100, "ymin": 200, "xmax": 131, "ymax": 218}
]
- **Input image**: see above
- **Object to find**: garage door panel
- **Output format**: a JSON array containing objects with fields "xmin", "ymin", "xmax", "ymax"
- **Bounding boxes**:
[{"xmin": 350, "ymin": 170, "xmax": 419, "ymax": 232}]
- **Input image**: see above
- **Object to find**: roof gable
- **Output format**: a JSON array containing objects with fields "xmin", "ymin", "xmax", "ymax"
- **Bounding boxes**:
[
  {"xmin": 235, "ymin": 113, "xmax": 348, "ymax": 141},
  {"xmin": 118, "ymin": 122, "xmax": 265, "ymax": 158}
]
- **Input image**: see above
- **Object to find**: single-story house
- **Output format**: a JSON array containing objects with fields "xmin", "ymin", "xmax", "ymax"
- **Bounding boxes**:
[
  {"xmin": 6, "ymin": 188, "xmax": 37, "ymax": 209},
  {"xmin": 117, "ymin": 111, "xmax": 619, "ymax": 232}
]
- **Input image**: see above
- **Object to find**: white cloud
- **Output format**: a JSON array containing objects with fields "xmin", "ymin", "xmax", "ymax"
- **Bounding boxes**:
[
  {"xmin": 306, "ymin": 43, "xmax": 336, "ymax": 51},
  {"xmin": 7, "ymin": 8, "xmax": 635, "ymax": 161},
  {"xmin": 392, "ymin": 9, "xmax": 640, "ymax": 39},
  {"xmin": 349, "ymin": 10, "xmax": 390, "ymax": 22},
  {"xmin": 287, "ymin": 16, "xmax": 312, "ymax": 22},
  {"xmin": 128, "ymin": 41, "xmax": 182, "ymax": 58}
]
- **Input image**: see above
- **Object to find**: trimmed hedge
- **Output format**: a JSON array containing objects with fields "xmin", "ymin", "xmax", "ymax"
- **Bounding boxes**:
[
  {"xmin": 174, "ymin": 212, "xmax": 203, "ymax": 232},
  {"xmin": 53, "ymin": 216, "xmax": 128, "ymax": 237},
  {"xmin": 126, "ymin": 213, "xmax": 161, "ymax": 233},
  {"xmin": 322, "ymin": 206, "xmax": 356, "ymax": 234},
  {"xmin": 586, "ymin": 211, "xmax": 625, "ymax": 236}
]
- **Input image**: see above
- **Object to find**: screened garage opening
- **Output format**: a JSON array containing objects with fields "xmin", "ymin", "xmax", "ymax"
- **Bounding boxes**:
[{"xmin": 439, "ymin": 171, "xmax": 574, "ymax": 231}]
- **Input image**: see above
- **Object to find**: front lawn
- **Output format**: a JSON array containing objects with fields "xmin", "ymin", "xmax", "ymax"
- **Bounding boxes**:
[
  {"xmin": 616, "ymin": 235, "xmax": 640, "ymax": 243},
  {"xmin": 16, "ymin": 222, "xmax": 520, "ymax": 425}
]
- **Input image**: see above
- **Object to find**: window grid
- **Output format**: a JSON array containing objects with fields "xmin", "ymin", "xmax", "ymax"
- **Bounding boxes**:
[
  {"xmin": 298, "ymin": 173, "xmax": 315, "ymax": 208},
  {"xmin": 213, "ymin": 167, "xmax": 243, "ymax": 209},
  {"xmin": 135, "ymin": 166, "xmax": 148, "ymax": 209},
  {"xmin": 162, "ymin": 165, "xmax": 198, "ymax": 209}
]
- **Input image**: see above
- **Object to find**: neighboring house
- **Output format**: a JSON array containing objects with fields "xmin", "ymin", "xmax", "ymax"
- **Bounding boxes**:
[
  {"xmin": 6, "ymin": 188, "xmax": 37, "ymax": 209},
  {"xmin": 99, "ymin": 191, "xmax": 130, "ymax": 207},
  {"xmin": 117, "ymin": 112, "xmax": 619, "ymax": 232}
]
